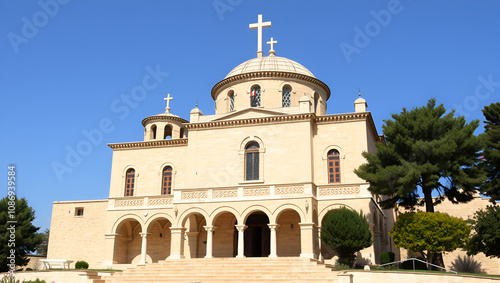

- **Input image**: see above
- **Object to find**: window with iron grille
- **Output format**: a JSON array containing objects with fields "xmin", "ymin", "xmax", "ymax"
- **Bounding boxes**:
[
  {"xmin": 250, "ymin": 86, "xmax": 261, "ymax": 107},
  {"xmin": 229, "ymin": 93, "xmax": 235, "ymax": 111},
  {"xmin": 125, "ymin": 168, "xmax": 135, "ymax": 196},
  {"xmin": 162, "ymin": 166, "xmax": 173, "ymax": 195},
  {"xmin": 327, "ymin": 150, "xmax": 340, "ymax": 183},
  {"xmin": 282, "ymin": 87, "xmax": 291, "ymax": 107},
  {"xmin": 245, "ymin": 142, "xmax": 260, "ymax": 180}
]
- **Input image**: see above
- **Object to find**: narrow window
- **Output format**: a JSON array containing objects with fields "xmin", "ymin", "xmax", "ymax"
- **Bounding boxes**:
[
  {"xmin": 245, "ymin": 142, "xmax": 260, "ymax": 180},
  {"xmin": 328, "ymin": 150, "xmax": 340, "ymax": 183},
  {"xmin": 151, "ymin": 124, "xmax": 157, "ymax": 140},
  {"xmin": 282, "ymin": 87, "xmax": 291, "ymax": 107},
  {"xmin": 229, "ymin": 91, "xmax": 235, "ymax": 111},
  {"xmin": 250, "ymin": 86, "xmax": 261, "ymax": 107},
  {"xmin": 125, "ymin": 168, "xmax": 135, "ymax": 196},
  {"xmin": 180, "ymin": 127, "xmax": 186, "ymax": 138},
  {"xmin": 314, "ymin": 93, "xmax": 319, "ymax": 113},
  {"xmin": 164, "ymin": 125, "xmax": 172, "ymax": 139},
  {"xmin": 162, "ymin": 166, "xmax": 173, "ymax": 195}
]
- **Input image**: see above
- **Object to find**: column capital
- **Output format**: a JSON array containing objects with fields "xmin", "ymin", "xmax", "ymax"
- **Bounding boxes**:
[
  {"xmin": 235, "ymin": 225, "xmax": 248, "ymax": 232},
  {"xmin": 186, "ymin": 231, "xmax": 199, "ymax": 237},
  {"xmin": 298, "ymin": 222, "xmax": 316, "ymax": 229},
  {"xmin": 203, "ymin": 225, "xmax": 217, "ymax": 232},
  {"xmin": 139, "ymin": 232, "xmax": 150, "ymax": 237},
  {"xmin": 170, "ymin": 227, "xmax": 187, "ymax": 234},
  {"xmin": 104, "ymin": 233, "xmax": 119, "ymax": 239},
  {"xmin": 267, "ymin": 224, "xmax": 279, "ymax": 230}
]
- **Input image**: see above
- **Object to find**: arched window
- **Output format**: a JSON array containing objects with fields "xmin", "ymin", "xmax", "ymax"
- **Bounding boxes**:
[
  {"xmin": 229, "ymin": 91, "xmax": 235, "ymax": 111},
  {"xmin": 162, "ymin": 166, "xmax": 173, "ymax": 195},
  {"xmin": 164, "ymin": 125, "xmax": 172, "ymax": 139},
  {"xmin": 151, "ymin": 124, "xmax": 157, "ymax": 140},
  {"xmin": 250, "ymin": 86, "xmax": 261, "ymax": 107},
  {"xmin": 282, "ymin": 86, "xmax": 291, "ymax": 107},
  {"xmin": 314, "ymin": 93, "xmax": 319, "ymax": 113},
  {"xmin": 327, "ymin": 150, "xmax": 340, "ymax": 183},
  {"xmin": 245, "ymin": 142, "xmax": 260, "ymax": 180},
  {"xmin": 125, "ymin": 168, "xmax": 135, "ymax": 196}
]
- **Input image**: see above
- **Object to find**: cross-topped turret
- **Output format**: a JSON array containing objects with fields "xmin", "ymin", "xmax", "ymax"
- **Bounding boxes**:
[
  {"xmin": 249, "ymin": 14, "xmax": 272, "ymax": 58},
  {"xmin": 267, "ymin": 37, "xmax": 277, "ymax": 56},
  {"xmin": 164, "ymin": 93, "xmax": 173, "ymax": 113}
]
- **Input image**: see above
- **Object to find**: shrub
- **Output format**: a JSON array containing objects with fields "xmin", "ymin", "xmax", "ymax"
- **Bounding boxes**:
[
  {"xmin": 0, "ymin": 273, "xmax": 19, "ymax": 283},
  {"xmin": 451, "ymin": 255, "xmax": 483, "ymax": 274},
  {"xmin": 23, "ymin": 279, "xmax": 46, "ymax": 283},
  {"xmin": 379, "ymin": 251, "xmax": 395, "ymax": 265},
  {"xmin": 75, "ymin": 260, "xmax": 89, "ymax": 269}
]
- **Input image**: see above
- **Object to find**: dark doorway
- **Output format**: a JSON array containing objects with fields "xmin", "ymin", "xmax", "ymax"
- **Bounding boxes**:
[{"xmin": 244, "ymin": 212, "xmax": 270, "ymax": 257}]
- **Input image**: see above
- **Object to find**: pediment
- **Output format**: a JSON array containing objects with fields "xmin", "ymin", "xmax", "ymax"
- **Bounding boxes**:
[{"xmin": 210, "ymin": 107, "xmax": 288, "ymax": 122}]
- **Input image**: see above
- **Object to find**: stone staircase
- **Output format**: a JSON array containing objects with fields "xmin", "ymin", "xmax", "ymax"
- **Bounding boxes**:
[{"xmin": 104, "ymin": 257, "xmax": 340, "ymax": 283}]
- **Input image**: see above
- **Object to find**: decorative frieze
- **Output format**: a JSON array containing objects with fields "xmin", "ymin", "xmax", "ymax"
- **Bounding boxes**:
[
  {"xmin": 318, "ymin": 186, "xmax": 360, "ymax": 196},
  {"xmin": 114, "ymin": 199, "xmax": 144, "ymax": 207},
  {"xmin": 181, "ymin": 191, "xmax": 208, "ymax": 200},
  {"xmin": 108, "ymin": 138, "xmax": 188, "ymax": 150},
  {"xmin": 148, "ymin": 197, "xmax": 173, "ymax": 206},
  {"xmin": 275, "ymin": 186, "xmax": 304, "ymax": 195},
  {"xmin": 244, "ymin": 188, "xmax": 270, "ymax": 197},
  {"xmin": 213, "ymin": 190, "xmax": 238, "ymax": 198}
]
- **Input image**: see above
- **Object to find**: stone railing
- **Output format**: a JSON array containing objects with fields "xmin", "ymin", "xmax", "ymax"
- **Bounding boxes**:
[
  {"xmin": 316, "ymin": 184, "xmax": 362, "ymax": 199},
  {"xmin": 108, "ymin": 196, "xmax": 173, "ymax": 210}
]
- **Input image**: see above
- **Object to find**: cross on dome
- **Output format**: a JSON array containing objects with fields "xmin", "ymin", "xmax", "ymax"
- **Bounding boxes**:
[
  {"xmin": 164, "ymin": 93, "xmax": 173, "ymax": 113},
  {"xmin": 267, "ymin": 37, "xmax": 277, "ymax": 55},
  {"xmin": 249, "ymin": 14, "xmax": 272, "ymax": 58}
]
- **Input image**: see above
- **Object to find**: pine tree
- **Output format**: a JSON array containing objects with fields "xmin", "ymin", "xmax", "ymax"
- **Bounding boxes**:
[
  {"xmin": 321, "ymin": 207, "xmax": 373, "ymax": 267},
  {"xmin": 480, "ymin": 102, "xmax": 500, "ymax": 202},
  {"xmin": 0, "ymin": 197, "xmax": 43, "ymax": 272},
  {"xmin": 354, "ymin": 98, "xmax": 485, "ymax": 213}
]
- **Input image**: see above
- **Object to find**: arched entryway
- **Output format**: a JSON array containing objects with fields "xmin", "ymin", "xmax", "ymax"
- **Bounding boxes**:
[
  {"xmin": 244, "ymin": 212, "xmax": 270, "ymax": 257},
  {"xmin": 146, "ymin": 217, "xmax": 172, "ymax": 262},
  {"xmin": 181, "ymin": 213, "xmax": 207, "ymax": 258},
  {"xmin": 113, "ymin": 218, "xmax": 143, "ymax": 264},
  {"xmin": 276, "ymin": 209, "xmax": 301, "ymax": 257},
  {"xmin": 212, "ymin": 212, "xmax": 238, "ymax": 257}
]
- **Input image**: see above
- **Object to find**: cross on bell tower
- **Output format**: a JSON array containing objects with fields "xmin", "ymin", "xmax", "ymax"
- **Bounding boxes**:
[
  {"xmin": 164, "ymin": 93, "xmax": 173, "ymax": 113},
  {"xmin": 249, "ymin": 14, "xmax": 272, "ymax": 58},
  {"xmin": 267, "ymin": 37, "xmax": 277, "ymax": 56}
]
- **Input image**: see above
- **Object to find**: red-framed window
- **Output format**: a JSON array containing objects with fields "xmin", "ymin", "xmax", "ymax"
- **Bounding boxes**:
[
  {"xmin": 162, "ymin": 166, "xmax": 173, "ymax": 195},
  {"xmin": 125, "ymin": 168, "xmax": 135, "ymax": 196},
  {"xmin": 328, "ymin": 150, "xmax": 340, "ymax": 183}
]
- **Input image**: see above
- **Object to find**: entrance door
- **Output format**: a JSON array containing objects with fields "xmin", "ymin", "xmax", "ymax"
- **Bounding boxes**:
[{"xmin": 244, "ymin": 213, "xmax": 270, "ymax": 257}]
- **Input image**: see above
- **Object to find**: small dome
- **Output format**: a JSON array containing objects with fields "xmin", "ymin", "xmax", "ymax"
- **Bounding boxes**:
[{"xmin": 225, "ymin": 56, "xmax": 315, "ymax": 79}]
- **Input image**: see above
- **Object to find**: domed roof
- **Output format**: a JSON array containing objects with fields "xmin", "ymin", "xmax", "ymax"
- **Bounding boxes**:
[{"xmin": 225, "ymin": 56, "xmax": 315, "ymax": 79}]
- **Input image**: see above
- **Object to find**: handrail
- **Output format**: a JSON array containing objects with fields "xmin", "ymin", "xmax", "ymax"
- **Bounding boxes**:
[{"xmin": 379, "ymin": 258, "xmax": 457, "ymax": 274}]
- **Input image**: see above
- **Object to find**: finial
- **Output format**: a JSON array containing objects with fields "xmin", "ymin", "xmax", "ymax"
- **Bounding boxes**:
[
  {"xmin": 249, "ymin": 14, "xmax": 272, "ymax": 58},
  {"xmin": 358, "ymin": 88, "xmax": 361, "ymax": 97},
  {"xmin": 267, "ymin": 37, "xmax": 277, "ymax": 56},
  {"xmin": 196, "ymin": 100, "xmax": 198, "ymax": 108},
  {"xmin": 164, "ymin": 93, "xmax": 173, "ymax": 113}
]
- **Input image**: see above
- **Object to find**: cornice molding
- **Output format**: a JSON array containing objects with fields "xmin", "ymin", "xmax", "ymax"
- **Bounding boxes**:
[
  {"xmin": 108, "ymin": 138, "xmax": 188, "ymax": 150},
  {"xmin": 185, "ymin": 113, "xmax": 316, "ymax": 130},
  {"xmin": 211, "ymin": 71, "xmax": 331, "ymax": 100},
  {"xmin": 316, "ymin": 112, "xmax": 380, "ymax": 142},
  {"xmin": 141, "ymin": 115, "xmax": 189, "ymax": 127}
]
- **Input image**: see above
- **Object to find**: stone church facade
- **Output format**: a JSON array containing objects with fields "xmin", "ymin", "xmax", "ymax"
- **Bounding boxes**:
[{"xmin": 47, "ymin": 15, "xmax": 398, "ymax": 269}]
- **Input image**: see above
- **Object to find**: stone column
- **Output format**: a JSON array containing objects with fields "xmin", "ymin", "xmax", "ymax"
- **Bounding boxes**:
[
  {"xmin": 185, "ymin": 231, "xmax": 199, "ymax": 258},
  {"xmin": 138, "ymin": 232, "xmax": 149, "ymax": 265},
  {"xmin": 169, "ymin": 227, "xmax": 186, "ymax": 259},
  {"xmin": 317, "ymin": 226, "xmax": 324, "ymax": 262},
  {"xmin": 299, "ymin": 222, "xmax": 316, "ymax": 259},
  {"xmin": 268, "ymin": 224, "xmax": 279, "ymax": 258},
  {"xmin": 102, "ymin": 234, "xmax": 118, "ymax": 269},
  {"xmin": 235, "ymin": 225, "xmax": 247, "ymax": 258},
  {"xmin": 204, "ymin": 226, "xmax": 217, "ymax": 258}
]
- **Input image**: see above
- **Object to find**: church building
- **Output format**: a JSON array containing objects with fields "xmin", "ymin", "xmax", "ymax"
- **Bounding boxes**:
[{"xmin": 47, "ymin": 15, "xmax": 396, "ymax": 269}]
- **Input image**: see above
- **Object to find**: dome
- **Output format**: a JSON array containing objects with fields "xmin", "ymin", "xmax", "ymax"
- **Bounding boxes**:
[{"xmin": 225, "ymin": 56, "xmax": 315, "ymax": 79}]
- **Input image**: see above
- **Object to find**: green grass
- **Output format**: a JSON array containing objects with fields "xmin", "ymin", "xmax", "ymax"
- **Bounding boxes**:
[{"xmin": 337, "ymin": 268, "xmax": 500, "ymax": 279}]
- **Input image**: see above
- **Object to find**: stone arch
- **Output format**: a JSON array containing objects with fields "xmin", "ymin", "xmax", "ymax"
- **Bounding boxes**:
[
  {"xmin": 178, "ymin": 207, "xmax": 210, "ymax": 227},
  {"xmin": 111, "ymin": 214, "xmax": 144, "ymax": 234},
  {"xmin": 178, "ymin": 208, "xmax": 210, "ymax": 258},
  {"xmin": 318, "ymin": 203, "xmax": 354, "ymax": 225},
  {"xmin": 150, "ymin": 124, "xmax": 157, "ymax": 140},
  {"xmin": 239, "ymin": 135, "xmax": 265, "ymax": 151},
  {"xmin": 209, "ymin": 206, "xmax": 242, "ymax": 226},
  {"xmin": 272, "ymin": 204, "xmax": 306, "ymax": 224},
  {"xmin": 275, "ymin": 208, "xmax": 302, "ymax": 257},
  {"xmin": 145, "ymin": 214, "xmax": 173, "ymax": 263},
  {"xmin": 112, "ymin": 216, "xmax": 144, "ymax": 264},
  {"xmin": 210, "ymin": 208, "xmax": 239, "ymax": 258},
  {"xmin": 163, "ymin": 124, "xmax": 173, "ymax": 139},
  {"xmin": 242, "ymin": 205, "xmax": 274, "ymax": 224}
]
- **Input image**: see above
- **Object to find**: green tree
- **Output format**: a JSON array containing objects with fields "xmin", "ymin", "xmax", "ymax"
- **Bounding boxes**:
[
  {"xmin": 390, "ymin": 212, "xmax": 470, "ymax": 266},
  {"xmin": 466, "ymin": 205, "xmax": 500, "ymax": 258},
  {"xmin": 35, "ymin": 228, "xmax": 50, "ymax": 257},
  {"xmin": 355, "ymin": 98, "xmax": 484, "ymax": 213},
  {"xmin": 480, "ymin": 102, "xmax": 500, "ymax": 203},
  {"xmin": 321, "ymin": 207, "xmax": 373, "ymax": 267},
  {"xmin": 0, "ymin": 197, "xmax": 43, "ymax": 272}
]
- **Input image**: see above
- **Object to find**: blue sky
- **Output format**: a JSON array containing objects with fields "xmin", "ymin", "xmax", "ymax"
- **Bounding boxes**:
[{"xmin": 1, "ymin": 1, "xmax": 499, "ymax": 232}]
